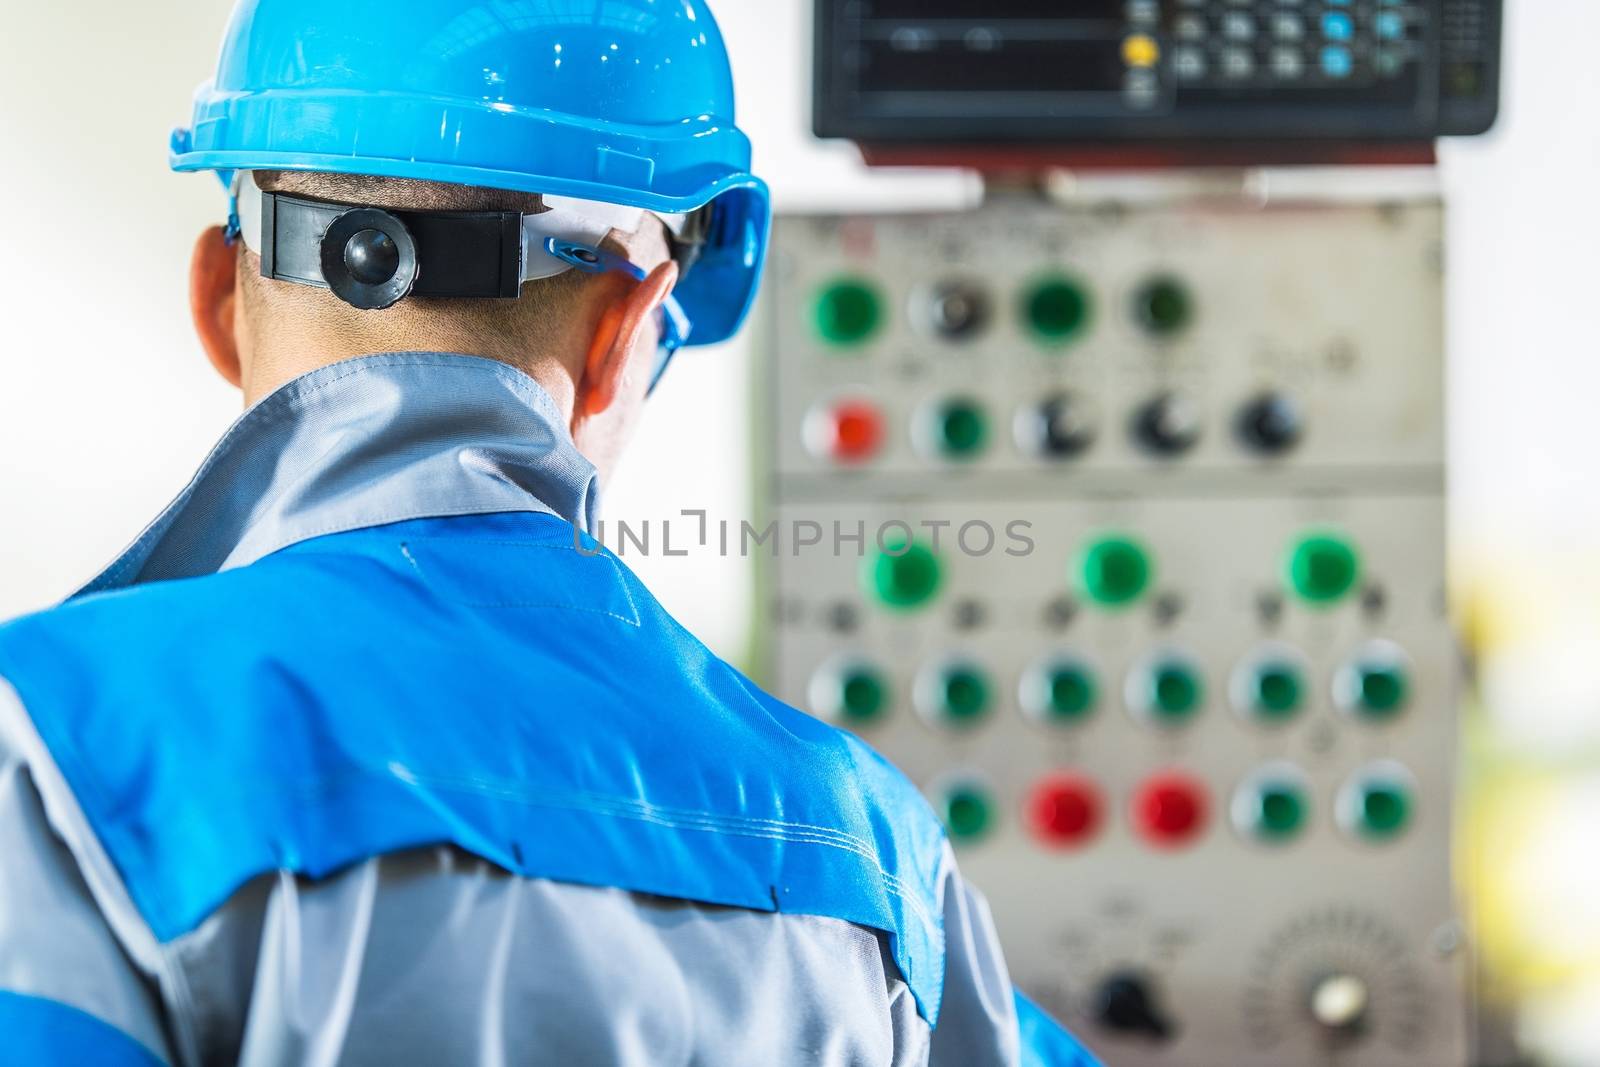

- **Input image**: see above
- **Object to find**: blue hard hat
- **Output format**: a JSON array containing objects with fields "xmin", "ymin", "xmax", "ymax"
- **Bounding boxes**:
[{"xmin": 170, "ymin": 0, "xmax": 770, "ymax": 347}]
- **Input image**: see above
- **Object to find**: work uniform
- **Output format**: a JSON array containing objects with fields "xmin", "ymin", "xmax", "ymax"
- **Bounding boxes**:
[{"xmin": 0, "ymin": 353, "xmax": 1094, "ymax": 1066}]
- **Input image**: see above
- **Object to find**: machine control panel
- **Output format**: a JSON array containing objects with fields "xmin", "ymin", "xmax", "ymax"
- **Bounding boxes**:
[
  {"xmin": 755, "ymin": 192, "xmax": 1466, "ymax": 1065},
  {"xmin": 814, "ymin": 0, "xmax": 1502, "ymax": 143}
]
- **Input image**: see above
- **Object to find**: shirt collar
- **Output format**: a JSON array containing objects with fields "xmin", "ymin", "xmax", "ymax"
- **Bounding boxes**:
[{"xmin": 79, "ymin": 352, "xmax": 600, "ymax": 596}]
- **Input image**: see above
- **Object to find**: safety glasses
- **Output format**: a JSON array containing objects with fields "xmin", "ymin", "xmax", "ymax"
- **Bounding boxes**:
[{"xmin": 544, "ymin": 238, "xmax": 693, "ymax": 395}]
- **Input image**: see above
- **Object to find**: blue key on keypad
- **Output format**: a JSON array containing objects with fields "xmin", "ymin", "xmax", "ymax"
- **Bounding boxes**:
[
  {"xmin": 1321, "ymin": 45, "xmax": 1353, "ymax": 78},
  {"xmin": 1322, "ymin": 12, "xmax": 1354, "ymax": 41}
]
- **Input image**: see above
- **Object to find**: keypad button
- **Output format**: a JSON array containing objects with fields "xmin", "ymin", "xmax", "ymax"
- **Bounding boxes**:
[
  {"xmin": 1174, "ymin": 14, "xmax": 1206, "ymax": 41},
  {"xmin": 1321, "ymin": 46, "xmax": 1353, "ymax": 79},
  {"xmin": 1174, "ymin": 47, "xmax": 1208, "ymax": 81},
  {"xmin": 1321, "ymin": 12, "xmax": 1354, "ymax": 42},
  {"xmin": 1223, "ymin": 48, "xmax": 1256, "ymax": 80},
  {"xmin": 1271, "ymin": 49, "xmax": 1305, "ymax": 80}
]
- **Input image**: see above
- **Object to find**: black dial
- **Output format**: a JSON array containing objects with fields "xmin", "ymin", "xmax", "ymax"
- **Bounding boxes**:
[
  {"xmin": 1236, "ymin": 392, "xmax": 1303, "ymax": 455},
  {"xmin": 1132, "ymin": 393, "xmax": 1202, "ymax": 457},
  {"xmin": 1094, "ymin": 970, "xmax": 1175, "ymax": 1041},
  {"xmin": 1020, "ymin": 392, "xmax": 1097, "ymax": 460}
]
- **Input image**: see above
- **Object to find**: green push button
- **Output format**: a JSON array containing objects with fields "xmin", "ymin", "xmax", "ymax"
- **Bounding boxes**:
[
  {"xmin": 1356, "ymin": 668, "xmax": 1408, "ymax": 716},
  {"xmin": 1047, "ymin": 665, "xmax": 1097, "ymax": 723},
  {"xmin": 1286, "ymin": 532, "xmax": 1361, "ymax": 605},
  {"xmin": 838, "ymin": 667, "xmax": 888, "ymax": 725},
  {"xmin": 1148, "ymin": 662, "xmax": 1203, "ymax": 724},
  {"xmin": 941, "ymin": 783, "xmax": 994, "ymax": 843},
  {"xmin": 1254, "ymin": 783, "xmax": 1307, "ymax": 841},
  {"xmin": 1024, "ymin": 277, "xmax": 1092, "ymax": 344},
  {"xmin": 1251, "ymin": 662, "xmax": 1304, "ymax": 721},
  {"xmin": 1355, "ymin": 664, "xmax": 1408, "ymax": 719},
  {"xmin": 1078, "ymin": 535, "xmax": 1152, "ymax": 608},
  {"xmin": 933, "ymin": 398, "xmax": 989, "ymax": 460},
  {"xmin": 814, "ymin": 278, "xmax": 882, "ymax": 347},
  {"xmin": 1135, "ymin": 276, "xmax": 1193, "ymax": 337},
  {"xmin": 938, "ymin": 665, "xmax": 992, "ymax": 726},
  {"xmin": 1356, "ymin": 782, "xmax": 1411, "ymax": 840},
  {"xmin": 1022, "ymin": 659, "xmax": 1099, "ymax": 728},
  {"xmin": 863, "ymin": 537, "xmax": 942, "ymax": 611}
]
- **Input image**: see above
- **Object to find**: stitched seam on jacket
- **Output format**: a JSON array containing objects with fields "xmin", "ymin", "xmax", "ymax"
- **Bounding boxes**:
[{"xmin": 134, "ymin": 766, "xmax": 938, "ymax": 936}]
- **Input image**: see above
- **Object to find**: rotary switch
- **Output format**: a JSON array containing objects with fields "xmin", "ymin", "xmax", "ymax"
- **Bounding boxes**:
[
  {"xmin": 1018, "ymin": 392, "xmax": 1097, "ymax": 460},
  {"xmin": 1132, "ymin": 392, "xmax": 1202, "ymax": 456},
  {"xmin": 1094, "ymin": 971, "xmax": 1175, "ymax": 1042},
  {"xmin": 1310, "ymin": 974, "xmax": 1371, "ymax": 1036},
  {"xmin": 1236, "ymin": 391, "xmax": 1303, "ymax": 455}
]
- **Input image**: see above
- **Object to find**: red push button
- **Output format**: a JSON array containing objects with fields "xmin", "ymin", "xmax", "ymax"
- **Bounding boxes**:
[
  {"xmin": 805, "ymin": 398, "xmax": 884, "ymax": 464},
  {"xmin": 1026, "ymin": 774, "xmax": 1104, "ymax": 849},
  {"xmin": 1132, "ymin": 772, "xmax": 1209, "ymax": 849}
]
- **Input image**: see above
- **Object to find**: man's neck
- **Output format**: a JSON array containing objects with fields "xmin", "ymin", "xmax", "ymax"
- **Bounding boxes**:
[{"xmin": 241, "ymin": 340, "xmax": 579, "ymax": 416}]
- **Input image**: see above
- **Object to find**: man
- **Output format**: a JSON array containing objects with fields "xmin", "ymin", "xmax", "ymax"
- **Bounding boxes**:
[{"xmin": 0, "ymin": 2, "xmax": 1096, "ymax": 1064}]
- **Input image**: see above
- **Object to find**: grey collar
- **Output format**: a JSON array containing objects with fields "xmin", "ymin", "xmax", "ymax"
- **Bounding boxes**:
[{"xmin": 80, "ymin": 352, "xmax": 600, "ymax": 596}]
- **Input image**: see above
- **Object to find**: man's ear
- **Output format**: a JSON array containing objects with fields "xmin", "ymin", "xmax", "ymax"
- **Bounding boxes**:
[
  {"xmin": 575, "ymin": 260, "xmax": 680, "ymax": 420},
  {"xmin": 190, "ymin": 226, "xmax": 242, "ymax": 389}
]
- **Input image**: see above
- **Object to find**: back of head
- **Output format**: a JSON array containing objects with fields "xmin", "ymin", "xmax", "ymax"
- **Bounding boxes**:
[
  {"xmin": 233, "ymin": 171, "xmax": 661, "ymax": 390},
  {"xmin": 172, "ymin": 0, "xmax": 771, "ymax": 477}
]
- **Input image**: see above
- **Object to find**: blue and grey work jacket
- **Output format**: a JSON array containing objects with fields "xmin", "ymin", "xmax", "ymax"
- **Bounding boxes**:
[{"xmin": 0, "ymin": 354, "xmax": 1096, "ymax": 1066}]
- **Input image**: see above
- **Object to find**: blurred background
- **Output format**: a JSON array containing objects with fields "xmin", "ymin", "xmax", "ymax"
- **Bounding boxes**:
[{"xmin": 0, "ymin": 0, "xmax": 1596, "ymax": 1062}]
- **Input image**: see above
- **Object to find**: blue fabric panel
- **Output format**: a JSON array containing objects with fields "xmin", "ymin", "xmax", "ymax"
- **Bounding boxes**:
[
  {"xmin": 0, "ymin": 513, "xmax": 948, "ymax": 1023},
  {"xmin": 0, "ymin": 992, "xmax": 166, "ymax": 1066},
  {"xmin": 1016, "ymin": 990, "xmax": 1103, "ymax": 1067}
]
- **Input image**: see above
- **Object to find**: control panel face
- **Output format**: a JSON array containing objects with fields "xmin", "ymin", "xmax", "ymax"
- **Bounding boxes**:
[
  {"xmin": 755, "ymin": 196, "xmax": 1466, "ymax": 1066},
  {"xmin": 814, "ymin": 0, "xmax": 1501, "ymax": 142}
]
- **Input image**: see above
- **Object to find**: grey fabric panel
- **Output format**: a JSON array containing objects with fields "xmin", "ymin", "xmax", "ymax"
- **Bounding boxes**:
[
  {"xmin": 0, "ymin": 745, "xmax": 174, "ymax": 1063},
  {"xmin": 166, "ymin": 846, "xmax": 1022, "ymax": 1067},
  {"xmin": 1, "ymin": 743, "xmax": 1020, "ymax": 1067},
  {"xmin": 79, "ymin": 353, "xmax": 600, "ymax": 595},
  {"xmin": 927, "ymin": 850, "xmax": 1021, "ymax": 1067}
]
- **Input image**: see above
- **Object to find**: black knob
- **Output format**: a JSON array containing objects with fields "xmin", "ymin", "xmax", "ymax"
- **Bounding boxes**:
[
  {"xmin": 1132, "ymin": 393, "xmax": 1202, "ymax": 457},
  {"xmin": 1020, "ymin": 392, "xmax": 1096, "ymax": 460},
  {"xmin": 320, "ymin": 207, "xmax": 418, "ymax": 310},
  {"xmin": 922, "ymin": 280, "xmax": 992, "ymax": 341},
  {"xmin": 1094, "ymin": 972, "xmax": 1175, "ymax": 1041},
  {"xmin": 344, "ymin": 228, "xmax": 401, "ymax": 285},
  {"xmin": 1236, "ymin": 392, "xmax": 1303, "ymax": 455}
]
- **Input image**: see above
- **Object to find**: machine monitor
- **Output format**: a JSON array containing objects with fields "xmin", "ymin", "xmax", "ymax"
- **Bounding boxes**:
[{"xmin": 814, "ymin": 0, "xmax": 1501, "ymax": 145}]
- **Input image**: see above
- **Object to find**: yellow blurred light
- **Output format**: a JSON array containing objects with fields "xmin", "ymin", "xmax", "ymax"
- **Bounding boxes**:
[{"xmin": 1123, "ymin": 35, "xmax": 1160, "ymax": 69}]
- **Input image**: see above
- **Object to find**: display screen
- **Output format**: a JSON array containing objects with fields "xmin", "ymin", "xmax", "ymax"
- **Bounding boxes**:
[
  {"xmin": 815, "ymin": 0, "xmax": 1501, "ymax": 142},
  {"xmin": 859, "ymin": 0, "xmax": 1126, "ymax": 20},
  {"xmin": 857, "ymin": 38, "xmax": 1128, "ymax": 98}
]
